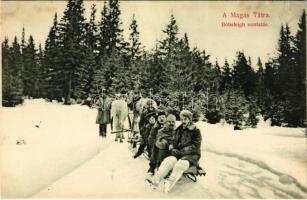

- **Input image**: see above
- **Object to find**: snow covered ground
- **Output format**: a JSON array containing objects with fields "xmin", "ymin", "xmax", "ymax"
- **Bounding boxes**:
[{"xmin": 1, "ymin": 99, "xmax": 306, "ymax": 198}]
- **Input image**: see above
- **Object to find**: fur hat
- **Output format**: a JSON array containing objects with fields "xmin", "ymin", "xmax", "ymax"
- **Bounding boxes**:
[
  {"xmin": 180, "ymin": 110, "xmax": 193, "ymax": 120},
  {"xmin": 147, "ymin": 106, "xmax": 156, "ymax": 113},
  {"xmin": 156, "ymin": 109, "xmax": 166, "ymax": 116},
  {"xmin": 166, "ymin": 114, "xmax": 176, "ymax": 122},
  {"xmin": 146, "ymin": 111, "xmax": 157, "ymax": 120}
]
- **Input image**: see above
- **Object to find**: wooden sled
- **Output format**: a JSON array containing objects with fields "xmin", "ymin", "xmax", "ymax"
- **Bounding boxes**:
[
  {"xmin": 110, "ymin": 114, "xmax": 133, "ymax": 134},
  {"xmin": 183, "ymin": 166, "xmax": 206, "ymax": 182},
  {"xmin": 111, "ymin": 129, "xmax": 132, "ymax": 134}
]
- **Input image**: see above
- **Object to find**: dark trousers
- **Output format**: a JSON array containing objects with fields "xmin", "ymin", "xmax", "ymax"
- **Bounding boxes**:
[
  {"xmin": 156, "ymin": 148, "xmax": 170, "ymax": 168},
  {"xmin": 148, "ymin": 146, "xmax": 170, "ymax": 173},
  {"xmin": 99, "ymin": 124, "xmax": 107, "ymax": 137},
  {"xmin": 148, "ymin": 146, "xmax": 159, "ymax": 173},
  {"xmin": 134, "ymin": 143, "xmax": 152, "ymax": 158}
]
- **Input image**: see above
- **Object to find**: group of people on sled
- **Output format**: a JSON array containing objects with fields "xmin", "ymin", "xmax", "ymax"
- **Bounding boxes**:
[{"xmin": 94, "ymin": 90, "xmax": 202, "ymax": 193}]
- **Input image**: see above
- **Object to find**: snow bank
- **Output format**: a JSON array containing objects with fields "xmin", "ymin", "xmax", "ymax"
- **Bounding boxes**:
[
  {"xmin": 0, "ymin": 99, "xmax": 103, "ymax": 198},
  {"xmin": 196, "ymin": 120, "xmax": 307, "ymax": 192}
]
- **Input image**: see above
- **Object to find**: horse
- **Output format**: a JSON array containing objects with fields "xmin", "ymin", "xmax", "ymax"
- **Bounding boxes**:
[{"xmin": 111, "ymin": 98, "xmax": 129, "ymax": 142}]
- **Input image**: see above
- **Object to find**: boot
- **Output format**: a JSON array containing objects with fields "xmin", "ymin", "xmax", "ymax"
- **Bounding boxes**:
[
  {"xmin": 145, "ymin": 178, "xmax": 158, "ymax": 190},
  {"xmin": 133, "ymin": 144, "xmax": 145, "ymax": 159}
]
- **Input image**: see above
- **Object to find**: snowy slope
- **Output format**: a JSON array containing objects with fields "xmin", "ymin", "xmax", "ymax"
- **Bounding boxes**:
[{"xmin": 1, "ymin": 99, "xmax": 306, "ymax": 198}]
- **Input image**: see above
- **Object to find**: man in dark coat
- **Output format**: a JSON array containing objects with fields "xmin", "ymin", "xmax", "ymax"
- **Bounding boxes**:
[
  {"xmin": 146, "ymin": 110, "xmax": 202, "ymax": 193},
  {"xmin": 147, "ymin": 110, "xmax": 166, "ymax": 175},
  {"xmin": 133, "ymin": 111, "xmax": 156, "ymax": 158},
  {"xmin": 154, "ymin": 114, "xmax": 176, "ymax": 167},
  {"xmin": 95, "ymin": 93, "xmax": 112, "ymax": 137},
  {"xmin": 139, "ymin": 101, "xmax": 156, "ymax": 129}
]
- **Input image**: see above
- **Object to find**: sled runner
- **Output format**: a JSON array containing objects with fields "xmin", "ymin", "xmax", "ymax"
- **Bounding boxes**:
[{"xmin": 183, "ymin": 166, "xmax": 206, "ymax": 182}]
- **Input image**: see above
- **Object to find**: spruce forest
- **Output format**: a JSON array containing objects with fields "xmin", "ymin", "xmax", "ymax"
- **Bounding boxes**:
[{"xmin": 2, "ymin": 0, "xmax": 306, "ymax": 128}]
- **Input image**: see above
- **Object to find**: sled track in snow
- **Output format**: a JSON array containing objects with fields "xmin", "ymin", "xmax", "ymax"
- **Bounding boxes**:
[
  {"xmin": 31, "ymin": 140, "xmax": 114, "ymax": 198},
  {"xmin": 207, "ymin": 149, "xmax": 307, "ymax": 198}
]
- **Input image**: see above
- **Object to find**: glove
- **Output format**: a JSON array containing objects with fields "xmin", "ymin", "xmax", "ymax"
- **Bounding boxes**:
[{"xmin": 171, "ymin": 149, "xmax": 181, "ymax": 157}]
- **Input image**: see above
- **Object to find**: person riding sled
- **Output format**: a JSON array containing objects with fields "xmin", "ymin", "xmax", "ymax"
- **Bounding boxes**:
[
  {"xmin": 154, "ymin": 114, "xmax": 176, "ymax": 167},
  {"xmin": 139, "ymin": 100, "xmax": 156, "ymax": 129},
  {"xmin": 146, "ymin": 110, "xmax": 202, "ymax": 193},
  {"xmin": 133, "ymin": 111, "xmax": 157, "ymax": 159},
  {"xmin": 147, "ymin": 110, "xmax": 166, "ymax": 175}
]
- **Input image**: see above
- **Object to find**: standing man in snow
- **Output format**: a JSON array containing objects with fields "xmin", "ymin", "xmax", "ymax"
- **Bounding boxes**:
[
  {"xmin": 95, "ymin": 92, "xmax": 112, "ymax": 138},
  {"xmin": 146, "ymin": 110, "xmax": 202, "ymax": 193}
]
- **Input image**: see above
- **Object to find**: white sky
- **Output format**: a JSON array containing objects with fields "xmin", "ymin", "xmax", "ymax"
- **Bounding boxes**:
[{"xmin": 0, "ymin": 1, "xmax": 306, "ymax": 66}]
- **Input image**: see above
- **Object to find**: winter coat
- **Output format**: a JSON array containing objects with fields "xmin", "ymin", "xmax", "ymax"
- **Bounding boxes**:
[
  {"xmin": 172, "ymin": 123, "xmax": 202, "ymax": 167},
  {"xmin": 155, "ymin": 128, "xmax": 174, "ymax": 150},
  {"xmin": 96, "ymin": 97, "xmax": 112, "ymax": 124},
  {"xmin": 140, "ymin": 123, "xmax": 155, "ymax": 145},
  {"xmin": 147, "ymin": 122, "xmax": 163, "ymax": 146}
]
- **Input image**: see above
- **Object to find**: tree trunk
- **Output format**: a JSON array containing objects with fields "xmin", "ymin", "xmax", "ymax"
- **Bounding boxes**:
[{"xmin": 65, "ymin": 72, "xmax": 72, "ymax": 105}]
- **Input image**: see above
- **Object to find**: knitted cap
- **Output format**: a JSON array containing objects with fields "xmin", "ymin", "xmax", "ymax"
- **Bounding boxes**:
[{"xmin": 180, "ymin": 110, "xmax": 193, "ymax": 120}]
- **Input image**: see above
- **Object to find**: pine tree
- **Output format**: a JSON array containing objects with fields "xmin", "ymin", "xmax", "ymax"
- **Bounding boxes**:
[
  {"xmin": 263, "ymin": 61, "xmax": 277, "ymax": 95},
  {"xmin": 276, "ymin": 24, "xmax": 297, "ymax": 100},
  {"xmin": 157, "ymin": 14, "xmax": 181, "ymax": 92},
  {"xmin": 191, "ymin": 49, "xmax": 213, "ymax": 93},
  {"xmin": 232, "ymin": 51, "xmax": 256, "ymax": 98},
  {"xmin": 23, "ymin": 35, "xmax": 38, "ymax": 98},
  {"xmin": 167, "ymin": 33, "xmax": 194, "ymax": 93},
  {"xmin": 92, "ymin": 51, "xmax": 125, "ymax": 95},
  {"xmin": 95, "ymin": 0, "xmax": 127, "ymax": 95},
  {"xmin": 2, "ymin": 38, "xmax": 11, "ymax": 106},
  {"xmin": 254, "ymin": 57, "xmax": 266, "ymax": 112},
  {"xmin": 4, "ymin": 37, "xmax": 24, "ymax": 106},
  {"xmin": 128, "ymin": 14, "xmax": 142, "ymax": 62},
  {"xmin": 293, "ymin": 10, "xmax": 306, "ymax": 126},
  {"xmin": 224, "ymin": 89, "xmax": 248, "ymax": 130},
  {"xmin": 140, "ymin": 46, "xmax": 168, "ymax": 95},
  {"xmin": 20, "ymin": 27, "xmax": 26, "ymax": 92},
  {"xmin": 214, "ymin": 59, "xmax": 221, "ymax": 73},
  {"xmin": 36, "ymin": 43, "xmax": 44, "ymax": 98},
  {"xmin": 127, "ymin": 14, "xmax": 143, "ymax": 90},
  {"xmin": 98, "ymin": 1, "xmax": 110, "ymax": 56},
  {"xmin": 108, "ymin": 0, "xmax": 125, "ymax": 53},
  {"xmin": 84, "ymin": 4, "xmax": 99, "ymax": 99},
  {"xmin": 43, "ymin": 13, "xmax": 62, "ymax": 101},
  {"xmin": 219, "ymin": 58, "xmax": 233, "ymax": 93},
  {"xmin": 159, "ymin": 14, "xmax": 179, "ymax": 58},
  {"xmin": 98, "ymin": 0, "xmax": 125, "ymax": 56},
  {"xmin": 276, "ymin": 24, "xmax": 299, "ymax": 126},
  {"xmin": 58, "ymin": 0, "xmax": 89, "ymax": 103}
]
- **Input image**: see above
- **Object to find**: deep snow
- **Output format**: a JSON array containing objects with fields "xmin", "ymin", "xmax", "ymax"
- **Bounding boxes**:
[{"xmin": 0, "ymin": 99, "xmax": 306, "ymax": 198}]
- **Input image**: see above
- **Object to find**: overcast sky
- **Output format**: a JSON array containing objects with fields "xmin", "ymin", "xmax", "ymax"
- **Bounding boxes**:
[{"xmin": 1, "ymin": 1, "xmax": 306, "ymax": 66}]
